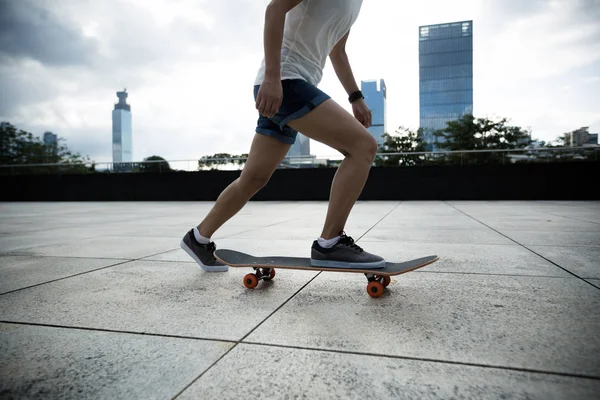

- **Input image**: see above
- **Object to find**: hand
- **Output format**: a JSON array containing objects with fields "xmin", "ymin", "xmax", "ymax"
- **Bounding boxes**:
[
  {"xmin": 352, "ymin": 98, "xmax": 372, "ymax": 128},
  {"xmin": 255, "ymin": 77, "xmax": 282, "ymax": 118}
]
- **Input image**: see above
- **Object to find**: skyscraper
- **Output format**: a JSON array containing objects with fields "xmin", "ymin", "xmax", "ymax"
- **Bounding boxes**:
[
  {"xmin": 43, "ymin": 131, "xmax": 57, "ymax": 147},
  {"xmin": 112, "ymin": 89, "xmax": 132, "ymax": 166},
  {"xmin": 419, "ymin": 20, "xmax": 473, "ymax": 150},
  {"xmin": 286, "ymin": 133, "xmax": 310, "ymax": 161},
  {"xmin": 43, "ymin": 131, "xmax": 58, "ymax": 158},
  {"xmin": 361, "ymin": 79, "xmax": 387, "ymax": 145}
]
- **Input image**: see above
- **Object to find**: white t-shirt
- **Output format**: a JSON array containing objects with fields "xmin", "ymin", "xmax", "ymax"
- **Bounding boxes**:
[{"xmin": 254, "ymin": 0, "xmax": 363, "ymax": 87}]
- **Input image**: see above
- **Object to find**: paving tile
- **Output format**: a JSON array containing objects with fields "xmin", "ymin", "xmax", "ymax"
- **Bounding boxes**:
[
  {"xmin": 245, "ymin": 273, "xmax": 600, "ymax": 377},
  {"xmin": 356, "ymin": 241, "xmax": 572, "ymax": 277},
  {"xmin": 179, "ymin": 344, "xmax": 600, "ymax": 400},
  {"xmin": 374, "ymin": 215, "xmax": 484, "ymax": 230},
  {"xmin": 143, "ymin": 238, "xmax": 314, "ymax": 263},
  {"xmin": 0, "ymin": 256, "xmax": 127, "ymax": 294},
  {"xmin": 479, "ymin": 217, "xmax": 600, "ymax": 232},
  {"xmin": 360, "ymin": 227, "xmax": 514, "ymax": 245},
  {"xmin": 5, "ymin": 236, "xmax": 179, "ymax": 259},
  {"xmin": 227, "ymin": 226, "xmax": 365, "ymax": 241},
  {"xmin": 527, "ymin": 246, "xmax": 600, "ymax": 279},
  {"xmin": 0, "ymin": 323, "xmax": 232, "ymax": 399},
  {"xmin": 499, "ymin": 231, "xmax": 600, "ymax": 247},
  {"xmin": 0, "ymin": 260, "xmax": 317, "ymax": 341},
  {"xmin": 393, "ymin": 201, "xmax": 466, "ymax": 216}
]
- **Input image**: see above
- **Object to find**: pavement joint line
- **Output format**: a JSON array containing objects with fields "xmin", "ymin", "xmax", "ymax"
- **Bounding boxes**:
[
  {"xmin": 2, "ymin": 319, "xmax": 600, "ymax": 382},
  {"xmin": 0, "ymin": 246, "xmax": 189, "ymax": 296},
  {"xmin": 0, "ymin": 320, "xmax": 237, "ymax": 345},
  {"xmin": 0, "ymin": 253, "xmax": 132, "ymax": 261},
  {"xmin": 356, "ymin": 202, "xmax": 402, "ymax": 241},
  {"xmin": 445, "ymin": 202, "xmax": 600, "ymax": 291},
  {"xmin": 240, "ymin": 341, "xmax": 600, "ymax": 381},
  {"xmin": 171, "ymin": 272, "xmax": 325, "ymax": 399},
  {"xmin": 416, "ymin": 270, "xmax": 581, "ymax": 279},
  {"xmin": 220, "ymin": 213, "xmax": 324, "ymax": 238},
  {"xmin": 0, "ymin": 260, "xmax": 135, "ymax": 296}
]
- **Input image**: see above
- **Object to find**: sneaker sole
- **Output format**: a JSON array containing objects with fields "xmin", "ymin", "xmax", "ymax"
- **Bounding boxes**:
[
  {"xmin": 180, "ymin": 239, "xmax": 229, "ymax": 272},
  {"xmin": 310, "ymin": 259, "xmax": 386, "ymax": 269}
]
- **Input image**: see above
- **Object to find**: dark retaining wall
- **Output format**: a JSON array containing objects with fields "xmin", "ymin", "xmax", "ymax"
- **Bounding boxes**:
[{"xmin": 1, "ymin": 162, "xmax": 597, "ymax": 201}]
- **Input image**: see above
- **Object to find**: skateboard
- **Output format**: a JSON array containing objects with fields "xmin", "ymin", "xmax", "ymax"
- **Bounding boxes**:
[{"xmin": 214, "ymin": 249, "xmax": 439, "ymax": 298}]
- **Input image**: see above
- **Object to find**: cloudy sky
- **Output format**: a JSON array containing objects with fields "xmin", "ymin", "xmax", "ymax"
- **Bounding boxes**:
[{"xmin": 1, "ymin": 0, "xmax": 599, "ymax": 164}]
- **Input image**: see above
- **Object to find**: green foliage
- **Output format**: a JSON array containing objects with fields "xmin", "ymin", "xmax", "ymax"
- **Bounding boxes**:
[
  {"xmin": 198, "ymin": 153, "xmax": 248, "ymax": 170},
  {"xmin": 139, "ymin": 155, "xmax": 171, "ymax": 172},
  {"xmin": 431, "ymin": 114, "xmax": 532, "ymax": 164},
  {"xmin": 0, "ymin": 122, "xmax": 92, "ymax": 174},
  {"xmin": 374, "ymin": 126, "xmax": 427, "ymax": 167},
  {"xmin": 433, "ymin": 114, "xmax": 531, "ymax": 151}
]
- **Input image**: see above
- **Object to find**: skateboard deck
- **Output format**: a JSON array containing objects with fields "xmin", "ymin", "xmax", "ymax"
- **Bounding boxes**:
[{"xmin": 214, "ymin": 249, "xmax": 439, "ymax": 298}]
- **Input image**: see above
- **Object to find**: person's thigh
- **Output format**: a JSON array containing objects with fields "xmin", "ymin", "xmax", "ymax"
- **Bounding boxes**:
[
  {"xmin": 240, "ymin": 133, "xmax": 291, "ymax": 184},
  {"xmin": 274, "ymin": 79, "xmax": 376, "ymax": 156},
  {"xmin": 287, "ymin": 98, "xmax": 376, "ymax": 157}
]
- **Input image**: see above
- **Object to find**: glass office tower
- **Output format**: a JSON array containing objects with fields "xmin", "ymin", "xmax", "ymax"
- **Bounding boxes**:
[
  {"xmin": 419, "ymin": 20, "xmax": 473, "ymax": 150},
  {"xmin": 361, "ymin": 79, "xmax": 387, "ymax": 145}
]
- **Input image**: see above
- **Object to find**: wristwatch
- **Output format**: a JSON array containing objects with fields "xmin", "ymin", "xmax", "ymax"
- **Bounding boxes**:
[{"xmin": 348, "ymin": 90, "xmax": 364, "ymax": 103}]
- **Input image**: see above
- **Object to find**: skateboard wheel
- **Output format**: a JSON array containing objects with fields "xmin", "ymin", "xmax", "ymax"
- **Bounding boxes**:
[
  {"xmin": 367, "ymin": 281, "xmax": 384, "ymax": 298},
  {"xmin": 267, "ymin": 268, "xmax": 276, "ymax": 280},
  {"xmin": 382, "ymin": 276, "xmax": 391, "ymax": 287},
  {"xmin": 243, "ymin": 273, "xmax": 259, "ymax": 289}
]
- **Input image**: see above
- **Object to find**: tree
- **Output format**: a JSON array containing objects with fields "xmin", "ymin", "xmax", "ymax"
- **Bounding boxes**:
[
  {"xmin": 374, "ymin": 126, "xmax": 427, "ymax": 167},
  {"xmin": 432, "ymin": 114, "xmax": 532, "ymax": 164},
  {"xmin": 198, "ymin": 153, "xmax": 248, "ymax": 170},
  {"xmin": 0, "ymin": 122, "xmax": 92, "ymax": 174},
  {"xmin": 139, "ymin": 155, "xmax": 171, "ymax": 172}
]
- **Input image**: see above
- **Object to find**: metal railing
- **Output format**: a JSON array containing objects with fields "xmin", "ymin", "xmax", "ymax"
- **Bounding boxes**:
[{"xmin": 0, "ymin": 146, "xmax": 597, "ymax": 175}]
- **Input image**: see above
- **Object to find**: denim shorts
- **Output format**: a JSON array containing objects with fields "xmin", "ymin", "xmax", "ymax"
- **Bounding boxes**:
[{"xmin": 253, "ymin": 79, "xmax": 330, "ymax": 145}]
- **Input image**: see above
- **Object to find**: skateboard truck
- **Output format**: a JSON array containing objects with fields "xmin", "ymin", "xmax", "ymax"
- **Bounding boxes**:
[{"xmin": 243, "ymin": 267, "xmax": 276, "ymax": 289}]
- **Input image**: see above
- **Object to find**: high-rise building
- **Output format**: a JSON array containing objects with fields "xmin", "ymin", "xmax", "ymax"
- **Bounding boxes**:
[
  {"xmin": 112, "ymin": 89, "xmax": 132, "ymax": 167},
  {"xmin": 361, "ymin": 79, "xmax": 387, "ymax": 145},
  {"xmin": 43, "ymin": 131, "xmax": 57, "ymax": 147},
  {"xmin": 286, "ymin": 133, "xmax": 310, "ymax": 161},
  {"xmin": 564, "ymin": 127, "xmax": 598, "ymax": 147},
  {"xmin": 419, "ymin": 20, "xmax": 473, "ymax": 150}
]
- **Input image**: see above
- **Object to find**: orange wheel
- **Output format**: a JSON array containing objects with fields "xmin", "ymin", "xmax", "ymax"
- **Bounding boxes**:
[
  {"xmin": 382, "ymin": 276, "xmax": 391, "ymax": 287},
  {"xmin": 263, "ymin": 268, "xmax": 276, "ymax": 281},
  {"xmin": 367, "ymin": 281, "xmax": 384, "ymax": 298},
  {"xmin": 243, "ymin": 273, "xmax": 259, "ymax": 289}
]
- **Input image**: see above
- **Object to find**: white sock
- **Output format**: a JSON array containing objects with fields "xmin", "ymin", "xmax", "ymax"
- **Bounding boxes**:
[
  {"xmin": 193, "ymin": 227, "xmax": 210, "ymax": 244},
  {"xmin": 318, "ymin": 236, "xmax": 340, "ymax": 248}
]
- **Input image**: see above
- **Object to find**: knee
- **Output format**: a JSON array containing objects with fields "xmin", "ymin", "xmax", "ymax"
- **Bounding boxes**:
[
  {"xmin": 239, "ymin": 171, "xmax": 270, "ymax": 194},
  {"xmin": 364, "ymin": 135, "xmax": 379, "ymax": 161},
  {"xmin": 350, "ymin": 134, "xmax": 378, "ymax": 163}
]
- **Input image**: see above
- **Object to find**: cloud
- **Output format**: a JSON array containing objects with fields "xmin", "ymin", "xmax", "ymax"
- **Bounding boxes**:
[{"xmin": 0, "ymin": 0, "xmax": 99, "ymax": 66}]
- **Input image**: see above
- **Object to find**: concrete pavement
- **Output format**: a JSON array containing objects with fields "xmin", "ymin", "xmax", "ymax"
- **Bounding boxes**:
[{"xmin": 1, "ymin": 201, "xmax": 599, "ymax": 399}]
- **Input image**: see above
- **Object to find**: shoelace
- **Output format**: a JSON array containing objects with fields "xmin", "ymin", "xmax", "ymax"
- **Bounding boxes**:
[
  {"xmin": 204, "ymin": 242, "xmax": 217, "ymax": 261},
  {"xmin": 338, "ymin": 233, "xmax": 363, "ymax": 252}
]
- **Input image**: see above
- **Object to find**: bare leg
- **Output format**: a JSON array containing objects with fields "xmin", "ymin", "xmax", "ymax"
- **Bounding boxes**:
[
  {"xmin": 287, "ymin": 99, "xmax": 378, "ymax": 239},
  {"xmin": 197, "ymin": 133, "xmax": 291, "ymax": 238}
]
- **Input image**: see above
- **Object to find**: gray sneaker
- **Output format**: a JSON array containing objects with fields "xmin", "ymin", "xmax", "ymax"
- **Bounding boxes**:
[
  {"xmin": 310, "ymin": 232, "xmax": 385, "ymax": 269},
  {"xmin": 180, "ymin": 229, "xmax": 228, "ymax": 272}
]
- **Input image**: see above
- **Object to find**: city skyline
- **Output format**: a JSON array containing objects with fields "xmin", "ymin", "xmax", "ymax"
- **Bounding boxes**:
[{"xmin": 1, "ymin": 0, "xmax": 598, "ymax": 163}]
